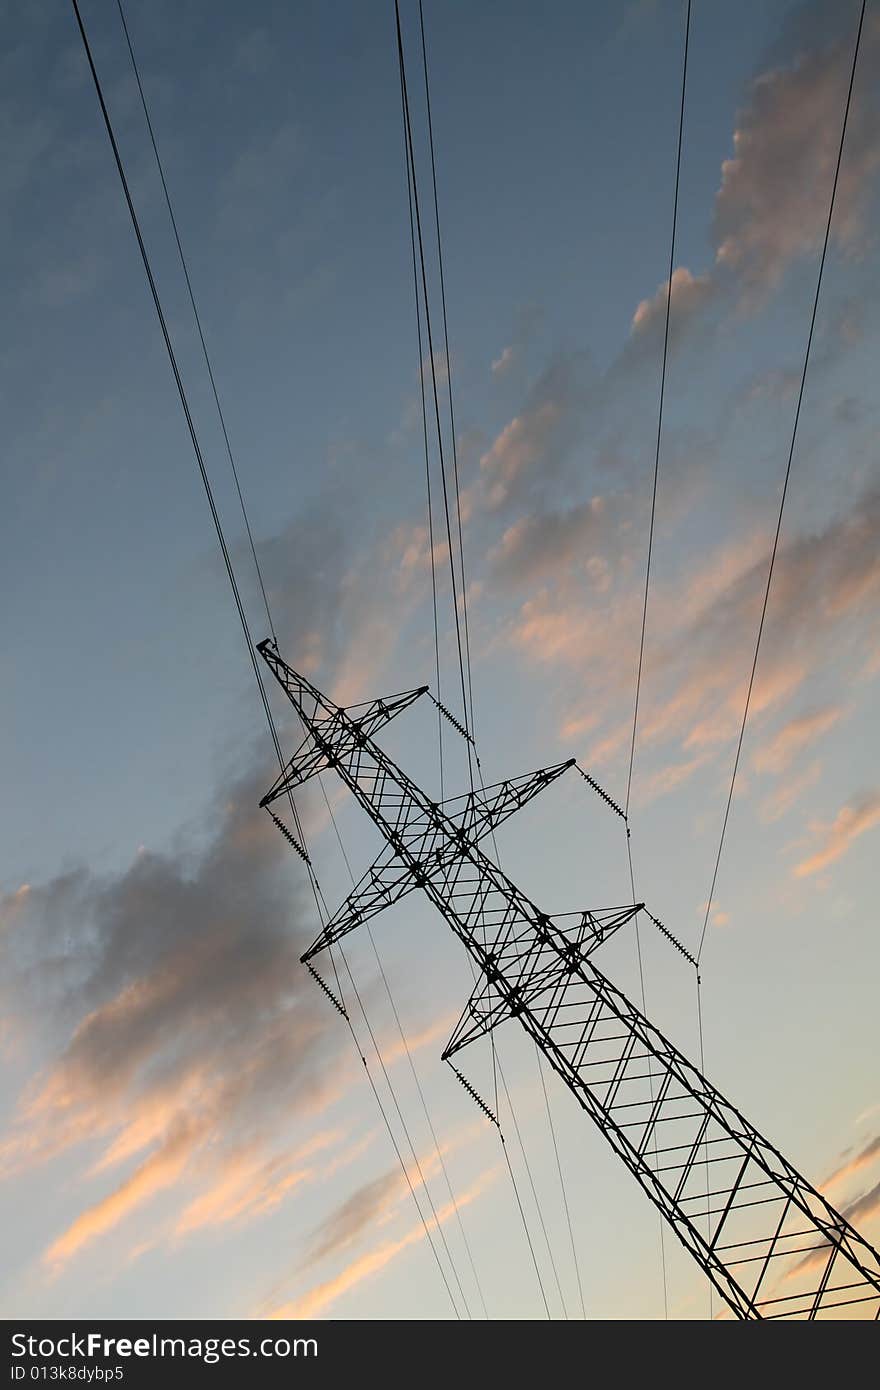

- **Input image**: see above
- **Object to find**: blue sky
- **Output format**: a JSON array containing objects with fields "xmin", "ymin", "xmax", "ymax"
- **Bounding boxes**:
[{"xmin": 1, "ymin": 0, "xmax": 879, "ymax": 1319}]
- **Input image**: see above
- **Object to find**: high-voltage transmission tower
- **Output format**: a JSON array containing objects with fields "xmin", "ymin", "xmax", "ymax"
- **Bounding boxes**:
[{"xmin": 258, "ymin": 640, "xmax": 880, "ymax": 1320}]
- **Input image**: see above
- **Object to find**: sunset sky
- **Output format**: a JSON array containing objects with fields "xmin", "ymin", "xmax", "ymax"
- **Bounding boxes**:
[{"xmin": 2, "ymin": 0, "xmax": 879, "ymax": 1320}]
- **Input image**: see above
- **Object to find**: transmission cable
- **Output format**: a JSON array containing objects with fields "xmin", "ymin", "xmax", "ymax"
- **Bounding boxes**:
[
  {"xmin": 74, "ymin": 0, "xmax": 461, "ymax": 1319},
  {"xmin": 112, "ymin": 0, "xmax": 469, "ymax": 1314},
  {"xmin": 401, "ymin": 96, "xmax": 446, "ymax": 800},
  {"xmin": 620, "ymin": 0, "xmax": 692, "ymax": 1322},
  {"xmin": 320, "ymin": 772, "xmax": 486, "ymax": 1318},
  {"xmin": 417, "ymin": 0, "xmax": 476, "ymax": 735},
  {"xmin": 114, "ymin": 0, "xmax": 276, "ymax": 646},
  {"xmin": 689, "ymin": 7, "xmax": 866, "ymax": 1311},
  {"xmin": 395, "ymin": 0, "xmax": 472, "ymax": 761},
  {"xmin": 496, "ymin": 1051, "xmax": 568, "ymax": 1318},
  {"xmin": 536, "ymin": 1048, "xmax": 587, "ymax": 1318},
  {"xmin": 695, "ymin": 0, "xmax": 867, "ymax": 967},
  {"xmin": 397, "ymin": 0, "xmax": 564, "ymax": 1317}
]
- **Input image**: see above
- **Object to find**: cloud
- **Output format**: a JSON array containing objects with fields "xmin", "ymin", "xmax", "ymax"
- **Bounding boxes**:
[
  {"xmin": 758, "ymin": 760, "xmax": 822, "ymax": 823},
  {"xmin": 378, "ymin": 1012, "xmax": 458, "ymax": 1071},
  {"xmin": 840, "ymin": 1177, "xmax": 880, "ymax": 1231},
  {"xmin": 786, "ymin": 1177, "xmax": 880, "ymax": 1280},
  {"xmin": 491, "ymin": 345, "xmax": 515, "ymax": 377},
  {"xmin": 793, "ymin": 791, "xmax": 880, "ymax": 877},
  {"xmin": 822, "ymin": 1132, "xmax": 880, "ymax": 1193},
  {"xmin": 269, "ymin": 1166, "xmax": 498, "ymax": 1319},
  {"xmin": 300, "ymin": 1112, "xmax": 485, "ymax": 1273},
  {"xmin": 634, "ymin": 752, "xmax": 708, "ymax": 808},
  {"xmin": 712, "ymin": 16, "xmax": 880, "ymax": 295},
  {"xmin": 477, "ymin": 354, "xmax": 591, "ymax": 510},
  {"xmin": 174, "ymin": 1131, "xmax": 339, "ymax": 1239},
  {"xmin": 480, "ymin": 404, "xmax": 564, "ymax": 509},
  {"xmin": 510, "ymin": 486, "xmax": 880, "ymax": 797},
  {"xmin": 753, "ymin": 705, "xmax": 845, "ymax": 773},
  {"xmin": 44, "ymin": 1118, "xmax": 206, "ymax": 1270},
  {"xmin": 304, "ymin": 1169, "xmax": 404, "ymax": 1267},
  {"xmin": 488, "ymin": 498, "xmax": 606, "ymax": 585},
  {"xmin": 0, "ymin": 760, "xmax": 346, "ymax": 1269},
  {"xmin": 630, "ymin": 267, "xmax": 715, "ymax": 340}
]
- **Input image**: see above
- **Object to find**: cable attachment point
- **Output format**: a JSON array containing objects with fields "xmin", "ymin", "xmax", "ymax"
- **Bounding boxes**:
[
  {"xmin": 645, "ymin": 911, "xmax": 699, "ymax": 970},
  {"xmin": 267, "ymin": 808, "xmax": 312, "ymax": 864},
  {"xmin": 447, "ymin": 1061, "xmax": 500, "ymax": 1129},
  {"xmin": 306, "ymin": 962, "xmax": 349, "ymax": 1020},
  {"xmin": 575, "ymin": 765, "xmax": 627, "ymax": 820},
  {"xmin": 429, "ymin": 694, "xmax": 475, "ymax": 747}
]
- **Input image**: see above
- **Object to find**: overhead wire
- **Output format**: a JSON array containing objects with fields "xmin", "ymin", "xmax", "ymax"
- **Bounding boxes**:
[
  {"xmin": 694, "ymin": 0, "xmax": 868, "ymax": 968},
  {"xmin": 113, "ymin": 0, "xmax": 276, "ymax": 647},
  {"xmin": 396, "ymin": 0, "xmax": 559, "ymax": 1316},
  {"xmin": 395, "ymin": 0, "xmax": 472, "ymax": 764},
  {"xmin": 419, "ymin": 3, "xmax": 590, "ymax": 1318},
  {"xmin": 417, "ymin": 0, "xmax": 476, "ymax": 736},
  {"xmin": 690, "ymin": 0, "xmax": 866, "ymax": 1314},
  {"xmin": 620, "ymin": 0, "xmax": 692, "ymax": 1322},
  {"xmin": 536, "ymin": 1048, "xmax": 587, "ymax": 1318},
  {"xmin": 77, "ymin": 0, "xmax": 463, "ymax": 1319},
  {"xmin": 319, "ymin": 772, "xmax": 487, "ymax": 1318},
  {"xmin": 496, "ymin": 1053, "xmax": 569, "ymax": 1319},
  {"xmin": 401, "ymin": 81, "xmax": 446, "ymax": 800}
]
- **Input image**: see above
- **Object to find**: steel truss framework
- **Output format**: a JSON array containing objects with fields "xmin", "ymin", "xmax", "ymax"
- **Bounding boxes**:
[{"xmin": 258, "ymin": 640, "xmax": 880, "ymax": 1320}]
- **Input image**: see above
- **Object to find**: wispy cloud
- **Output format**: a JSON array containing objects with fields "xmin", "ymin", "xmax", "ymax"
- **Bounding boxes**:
[
  {"xmin": 793, "ymin": 791, "xmax": 880, "ymax": 877},
  {"xmin": 758, "ymin": 760, "xmax": 822, "ymax": 824},
  {"xmin": 630, "ymin": 266, "xmax": 715, "ymax": 340},
  {"xmin": 0, "ymin": 762, "xmax": 347, "ymax": 1273},
  {"xmin": 712, "ymin": 15, "xmax": 880, "ymax": 296},
  {"xmin": 510, "ymin": 487, "xmax": 880, "ymax": 795},
  {"xmin": 491, "ymin": 345, "xmax": 515, "ymax": 377},
  {"xmin": 269, "ymin": 1166, "xmax": 499, "ymax": 1320},
  {"xmin": 821, "ymin": 1132, "xmax": 880, "ymax": 1194},
  {"xmin": 753, "ymin": 706, "xmax": 845, "ymax": 773}
]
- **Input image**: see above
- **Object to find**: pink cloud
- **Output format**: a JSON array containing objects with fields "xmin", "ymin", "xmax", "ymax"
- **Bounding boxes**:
[{"xmin": 794, "ymin": 792, "xmax": 880, "ymax": 878}]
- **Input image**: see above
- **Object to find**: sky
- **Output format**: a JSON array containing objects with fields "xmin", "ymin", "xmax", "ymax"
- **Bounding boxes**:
[{"xmin": 1, "ymin": 0, "xmax": 880, "ymax": 1321}]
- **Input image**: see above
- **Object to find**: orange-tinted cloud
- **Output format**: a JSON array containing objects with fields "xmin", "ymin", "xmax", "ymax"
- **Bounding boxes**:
[
  {"xmin": 758, "ymin": 760, "xmax": 822, "ymax": 824},
  {"xmin": 44, "ymin": 1117, "xmax": 207, "ymax": 1270},
  {"xmin": 0, "ymin": 761, "xmax": 349, "ymax": 1277},
  {"xmin": 269, "ymin": 1166, "xmax": 499, "ymax": 1320},
  {"xmin": 821, "ymin": 1133, "xmax": 880, "ymax": 1194},
  {"xmin": 713, "ymin": 16, "xmax": 880, "ymax": 295},
  {"xmin": 631, "ymin": 266, "xmax": 715, "ymax": 338},
  {"xmin": 753, "ymin": 706, "xmax": 845, "ymax": 774},
  {"xmin": 794, "ymin": 792, "xmax": 880, "ymax": 877},
  {"xmin": 174, "ymin": 1130, "xmax": 340, "ymax": 1237}
]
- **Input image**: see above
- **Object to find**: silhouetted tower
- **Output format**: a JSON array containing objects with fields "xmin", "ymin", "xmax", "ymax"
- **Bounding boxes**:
[{"xmin": 258, "ymin": 639, "xmax": 880, "ymax": 1321}]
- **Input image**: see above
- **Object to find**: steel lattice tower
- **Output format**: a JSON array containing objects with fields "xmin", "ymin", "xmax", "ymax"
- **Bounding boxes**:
[{"xmin": 258, "ymin": 639, "xmax": 880, "ymax": 1320}]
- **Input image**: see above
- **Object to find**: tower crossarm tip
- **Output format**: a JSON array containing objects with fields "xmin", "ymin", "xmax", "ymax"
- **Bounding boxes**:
[
  {"xmin": 443, "ymin": 903, "xmax": 642, "ymax": 1059},
  {"xmin": 300, "ymin": 842, "xmax": 419, "ymax": 964}
]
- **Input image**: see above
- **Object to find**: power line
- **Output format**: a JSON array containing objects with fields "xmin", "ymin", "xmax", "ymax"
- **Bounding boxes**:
[
  {"xmin": 695, "ymin": 0, "xmax": 868, "ymax": 966},
  {"xmin": 619, "ymin": 0, "xmax": 692, "ymax": 1321},
  {"xmin": 624, "ymin": 0, "xmax": 691, "ymax": 821},
  {"xmin": 74, "ymin": 0, "xmax": 463, "ymax": 1318},
  {"xmin": 69, "ymin": 0, "xmax": 285, "ymax": 803},
  {"xmin": 325, "ymin": 941, "xmax": 463, "ymax": 1318},
  {"xmin": 496, "ymin": 1053, "xmax": 569, "ymax": 1319},
  {"xmin": 400, "ymin": 71, "xmax": 446, "ymax": 800},
  {"xmin": 266, "ymin": 643, "xmax": 880, "ymax": 1320},
  {"xmin": 417, "ymin": 0, "xmax": 476, "ymax": 736},
  {"xmin": 334, "ymin": 938, "xmax": 466, "ymax": 1318},
  {"xmin": 114, "ymin": 0, "xmax": 276, "ymax": 646},
  {"xmin": 395, "ymin": 0, "xmax": 472, "ymax": 757},
  {"xmin": 319, "ymin": 770, "xmax": 485, "ymax": 1318},
  {"xmin": 536, "ymin": 1047, "xmax": 587, "ymax": 1319},
  {"xmin": 396, "ymin": 0, "xmax": 566, "ymax": 1316}
]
